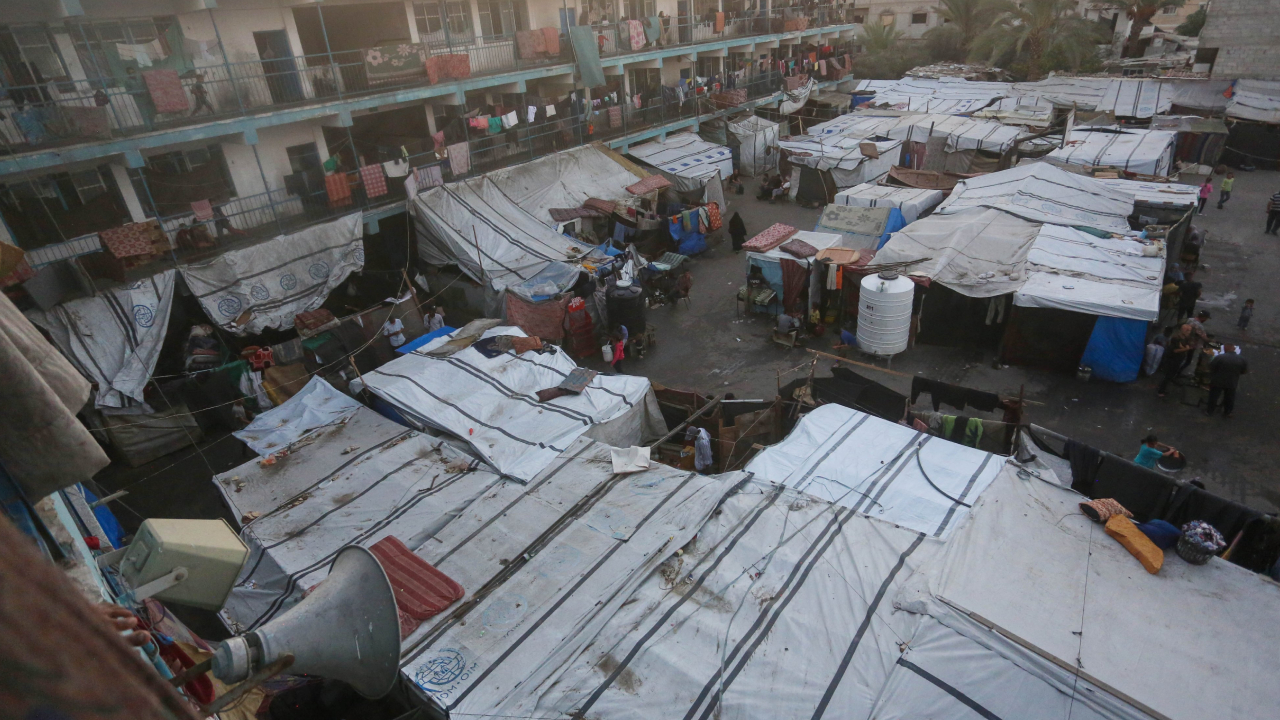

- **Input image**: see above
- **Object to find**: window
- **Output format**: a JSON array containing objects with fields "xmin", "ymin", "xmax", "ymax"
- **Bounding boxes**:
[
  {"xmin": 852, "ymin": 12, "xmax": 865, "ymax": 23},
  {"xmin": 286, "ymin": 143, "xmax": 322, "ymax": 174},
  {"xmin": 1161, "ymin": 4, "xmax": 1178, "ymax": 13},
  {"xmin": 624, "ymin": 0, "xmax": 656, "ymax": 18},
  {"xmin": 628, "ymin": 67, "xmax": 660, "ymax": 97},
  {"xmin": 696, "ymin": 56, "xmax": 721, "ymax": 77},
  {"xmin": 69, "ymin": 169, "xmax": 108, "ymax": 204},
  {"xmin": 414, "ymin": 1, "xmax": 473, "ymax": 40},
  {"xmin": 9, "ymin": 26, "xmax": 68, "ymax": 81},
  {"xmin": 479, "ymin": 0, "xmax": 524, "ymax": 38},
  {"xmin": 911, "ymin": 12, "xmax": 928, "ymax": 24},
  {"xmin": 67, "ymin": 17, "xmax": 168, "ymax": 85}
]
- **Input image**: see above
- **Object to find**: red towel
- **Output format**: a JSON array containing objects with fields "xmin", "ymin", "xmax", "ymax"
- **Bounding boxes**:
[
  {"xmin": 360, "ymin": 164, "xmax": 387, "ymax": 197},
  {"xmin": 190, "ymin": 199, "xmax": 213, "ymax": 221},
  {"xmin": 368, "ymin": 536, "xmax": 464, "ymax": 640},
  {"xmin": 707, "ymin": 202, "xmax": 722, "ymax": 231},
  {"xmin": 326, "ymin": 172, "xmax": 352, "ymax": 207},
  {"xmin": 715, "ymin": 11, "xmax": 725, "ymax": 32},
  {"xmin": 142, "ymin": 69, "xmax": 189, "ymax": 114},
  {"xmin": 542, "ymin": 26, "xmax": 560, "ymax": 55}
]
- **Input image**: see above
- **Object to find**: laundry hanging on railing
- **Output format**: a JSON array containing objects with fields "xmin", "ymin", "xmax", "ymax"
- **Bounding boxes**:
[
  {"xmin": 365, "ymin": 42, "xmax": 427, "ymax": 84},
  {"xmin": 360, "ymin": 164, "xmax": 388, "ymax": 197},
  {"xmin": 142, "ymin": 69, "xmax": 189, "ymax": 113}
]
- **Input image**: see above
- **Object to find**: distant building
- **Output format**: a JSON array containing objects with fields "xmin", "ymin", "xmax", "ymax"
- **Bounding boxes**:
[{"xmin": 1198, "ymin": 0, "xmax": 1280, "ymax": 78}]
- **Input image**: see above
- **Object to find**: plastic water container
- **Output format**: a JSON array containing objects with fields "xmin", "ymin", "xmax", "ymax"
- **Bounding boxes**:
[{"xmin": 856, "ymin": 271, "xmax": 914, "ymax": 356}]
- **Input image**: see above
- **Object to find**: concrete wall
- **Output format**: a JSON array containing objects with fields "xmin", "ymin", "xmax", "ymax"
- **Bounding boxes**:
[
  {"xmin": 855, "ymin": 1, "xmax": 941, "ymax": 39},
  {"xmin": 1200, "ymin": 0, "xmax": 1280, "ymax": 79}
]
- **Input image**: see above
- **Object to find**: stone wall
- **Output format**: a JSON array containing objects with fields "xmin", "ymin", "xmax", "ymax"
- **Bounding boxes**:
[{"xmin": 1199, "ymin": 0, "xmax": 1280, "ymax": 79}]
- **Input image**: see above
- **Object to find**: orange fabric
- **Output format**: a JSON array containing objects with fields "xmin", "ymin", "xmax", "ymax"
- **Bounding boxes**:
[
  {"xmin": 715, "ymin": 12, "xmax": 725, "ymax": 32},
  {"xmin": 325, "ymin": 172, "xmax": 352, "ymax": 207},
  {"xmin": 1105, "ymin": 515, "xmax": 1164, "ymax": 574}
]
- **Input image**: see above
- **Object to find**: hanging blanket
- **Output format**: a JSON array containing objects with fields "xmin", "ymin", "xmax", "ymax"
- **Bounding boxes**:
[
  {"xmin": 742, "ymin": 222, "xmax": 798, "ymax": 252},
  {"xmin": 608, "ymin": 105, "xmax": 622, "ymax": 128},
  {"xmin": 505, "ymin": 294, "xmax": 571, "ymax": 342},
  {"xmin": 325, "ymin": 172, "xmax": 352, "ymax": 208},
  {"xmin": 569, "ymin": 26, "xmax": 606, "ymax": 88},
  {"xmin": 360, "ymin": 164, "xmax": 388, "ymax": 198},
  {"xmin": 780, "ymin": 258, "xmax": 808, "ymax": 314},
  {"xmin": 414, "ymin": 164, "xmax": 443, "ymax": 189},
  {"xmin": 99, "ymin": 220, "xmax": 165, "ymax": 259},
  {"xmin": 715, "ymin": 12, "xmax": 725, "ymax": 33},
  {"xmin": 179, "ymin": 213, "xmax": 364, "ymax": 335},
  {"xmin": 542, "ymin": 27, "xmax": 561, "ymax": 55},
  {"xmin": 142, "ymin": 69, "xmax": 189, "ymax": 113},
  {"xmin": 626, "ymin": 175, "xmax": 672, "ymax": 195},
  {"xmin": 62, "ymin": 106, "xmax": 111, "ymax": 139},
  {"xmin": 447, "ymin": 142, "xmax": 470, "ymax": 176},
  {"xmin": 628, "ymin": 20, "xmax": 647, "ymax": 50},
  {"xmin": 706, "ymin": 201, "xmax": 722, "ymax": 231},
  {"xmin": 365, "ymin": 42, "xmax": 426, "ymax": 84},
  {"xmin": 190, "ymin": 199, "xmax": 214, "ymax": 221},
  {"xmin": 515, "ymin": 30, "xmax": 541, "ymax": 59},
  {"xmin": 644, "ymin": 17, "xmax": 662, "ymax": 42}
]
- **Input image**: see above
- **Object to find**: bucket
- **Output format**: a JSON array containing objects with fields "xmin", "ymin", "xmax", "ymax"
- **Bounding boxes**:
[
  {"xmin": 1076, "ymin": 365, "xmax": 1092, "ymax": 382},
  {"xmin": 602, "ymin": 344, "xmax": 613, "ymax": 363}
]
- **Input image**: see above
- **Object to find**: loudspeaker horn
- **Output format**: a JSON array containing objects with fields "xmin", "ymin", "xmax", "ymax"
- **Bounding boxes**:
[{"xmin": 213, "ymin": 545, "xmax": 402, "ymax": 698}]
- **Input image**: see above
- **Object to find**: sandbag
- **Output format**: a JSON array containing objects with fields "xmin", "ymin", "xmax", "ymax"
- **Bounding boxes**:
[{"xmin": 1105, "ymin": 515, "xmax": 1163, "ymax": 574}]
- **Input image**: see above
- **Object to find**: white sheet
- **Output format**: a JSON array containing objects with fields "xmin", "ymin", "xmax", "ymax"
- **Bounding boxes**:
[
  {"xmin": 363, "ymin": 326, "xmax": 666, "ymax": 482},
  {"xmin": 835, "ymin": 183, "xmax": 944, "ymax": 224},
  {"xmin": 180, "ymin": 213, "xmax": 363, "ymax": 334},
  {"xmin": 746, "ymin": 404, "xmax": 1002, "ymax": 539},
  {"xmin": 459, "ymin": 145, "xmax": 643, "ymax": 226},
  {"xmin": 936, "ymin": 163, "xmax": 1136, "ymax": 233},
  {"xmin": 33, "ymin": 269, "xmax": 175, "ymax": 408},
  {"xmin": 232, "ymin": 376, "xmax": 364, "ymax": 457},
  {"xmin": 1226, "ymin": 79, "xmax": 1280, "ymax": 123},
  {"xmin": 627, "ymin": 133, "xmax": 734, "ymax": 191},
  {"xmin": 779, "ymin": 137, "xmax": 901, "ymax": 188},
  {"xmin": 806, "ymin": 113, "xmax": 1027, "ymax": 154},
  {"xmin": 727, "ymin": 115, "xmax": 779, "ymax": 177},
  {"xmin": 1048, "ymin": 127, "xmax": 1178, "ymax": 176}
]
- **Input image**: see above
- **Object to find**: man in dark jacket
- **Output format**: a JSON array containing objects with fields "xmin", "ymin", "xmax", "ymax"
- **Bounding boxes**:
[{"xmin": 1206, "ymin": 344, "xmax": 1248, "ymax": 418}]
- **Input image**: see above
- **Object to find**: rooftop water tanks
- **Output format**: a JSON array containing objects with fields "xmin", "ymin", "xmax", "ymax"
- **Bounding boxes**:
[{"xmin": 856, "ymin": 271, "xmax": 913, "ymax": 356}]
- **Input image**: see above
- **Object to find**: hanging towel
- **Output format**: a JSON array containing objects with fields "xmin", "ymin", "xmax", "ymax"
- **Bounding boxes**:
[
  {"xmin": 325, "ymin": 173, "xmax": 352, "ymax": 208},
  {"xmin": 527, "ymin": 106, "xmax": 537, "ymax": 123},
  {"xmin": 541, "ymin": 26, "xmax": 560, "ymax": 55},
  {"xmin": 447, "ymin": 142, "xmax": 470, "ymax": 176},
  {"xmin": 414, "ymin": 164, "xmax": 443, "ymax": 188},
  {"xmin": 546, "ymin": 104, "xmax": 556, "ymax": 117},
  {"xmin": 360, "ymin": 164, "xmax": 387, "ymax": 197},
  {"xmin": 569, "ymin": 26, "xmax": 606, "ymax": 88},
  {"xmin": 608, "ymin": 105, "xmax": 622, "ymax": 128},
  {"xmin": 383, "ymin": 159, "xmax": 410, "ymax": 177},
  {"xmin": 503, "ymin": 110, "xmax": 518, "ymax": 128},
  {"xmin": 633, "ymin": 93, "xmax": 642, "ymax": 109},
  {"xmin": 715, "ymin": 12, "xmax": 725, "ymax": 32},
  {"xmin": 628, "ymin": 19, "xmax": 646, "ymax": 50},
  {"xmin": 142, "ymin": 69, "xmax": 189, "ymax": 113},
  {"xmin": 190, "ymin": 199, "xmax": 214, "ymax": 221}
]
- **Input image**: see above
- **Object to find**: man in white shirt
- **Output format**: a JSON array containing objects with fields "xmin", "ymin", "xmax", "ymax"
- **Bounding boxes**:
[
  {"xmin": 685, "ymin": 426, "xmax": 713, "ymax": 473},
  {"xmin": 427, "ymin": 306, "xmax": 446, "ymax": 332},
  {"xmin": 382, "ymin": 316, "xmax": 406, "ymax": 348}
]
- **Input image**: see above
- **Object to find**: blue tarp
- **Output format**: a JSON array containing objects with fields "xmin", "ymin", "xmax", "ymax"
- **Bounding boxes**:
[
  {"xmin": 396, "ymin": 325, "xmax": 456, "ymax": 354},
  {"xmin": 81, "ymin": 485, "xmax": 126, "ymax": 548},
  {"xmin": 877, "ymin": 208, "xmax": 907, "ymax": 249},
  {"xmin": 746, "ymin": 254, "xmax": 785, "ymax": 313},
  {"xmin": 668, "ymin": 218, "xmax": 706, "ymax": 255},
  {"xmin": 1079, "ymin": 316, "xmax": 1146, "ymax": 382}
]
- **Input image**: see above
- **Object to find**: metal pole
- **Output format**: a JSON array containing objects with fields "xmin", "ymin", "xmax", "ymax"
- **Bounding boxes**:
[
  {"xmin": 134, "ymin": 167, "xmax": 180, "ymax": 265},
  {"xmin": 316, "ymin": 3, "xmax": 342, "ymax": 98},
  {"xmin": 208, "ymin": 8, "xmax": 245, "ymax": 114},
  {"xmin": 73, "ymin": 22, "xmax": 128, "ymax": 132},
  {"xmin": 648, "ymin": 396, "xmax": 722, "ymax": 448}
]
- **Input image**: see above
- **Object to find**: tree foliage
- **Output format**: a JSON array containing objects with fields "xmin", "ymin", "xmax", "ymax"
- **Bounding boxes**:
[
  {"xmin": 969, "ymin": 0, "xmax": 1107, "ymax": 80},
  {"xmin": 1176, "ymin": 4, "xmax": 1206, "ymax": 36},
  {"xmin": 924, "ymin": 0, "xmax": 1008, "ymax": 61},
  {"xmin": 1106, "ymin": 0, "xmax": 1187, "ymax": 57}
]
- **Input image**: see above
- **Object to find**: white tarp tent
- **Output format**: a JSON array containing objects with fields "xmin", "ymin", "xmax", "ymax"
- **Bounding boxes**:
[
  {"xmin": 806, "ymin": 113, "xmax": 1028, "ymax": 155},
  {"xmin": 895, "ymin": 463, "xmax": 1280, "ymax": 720},
  {"xmin": 1016, "ymin": 223, "xmax": 1165, "ymax": 321},
  {"xmin": 860, "ymin": 77, "xmax": 1008, "ymax": 114},
  {"xmin": 232, "ymin": 376, "xmax": 364, "ymax": 457},
  {"xmin": 30, "ymin": 269, "xmax": 175, "ymax": 408},
  {"xmin": 835, "ymin": 183, "xmax": 945, "ymax": 224},
  {"xmin": 935, "ymin": 162, "xmax": 1137, "ymax": 233},
  {"xmin": 216, "ymin": 405, "xmax": 501, "ymax": 634},
  {"xmin": 778, "ymin": 137, "xmax": 900, "ymax": 188},
  {"xmin": 972, "ymin": 95, "xmax": 1054, "ymax": 127},
  {"xmin": 1009, "ymin": 76, "xmax": 1176, "ymax": 118},
  {"xmin": 1225, "ymin": 79, "xmax": 1280, "ymax": 123},
  {"xmin": 179, "ymin": 213, "xmax": 364, "ymax": 334},
  {"xmin": 747, "ymin": 404, "xmax": 1002, "ymax": 538},
  {"xmin": 362, "ymin": 325, "xmax": 665, "ymax": 482},
  {"xmin": 1093, "ymin": 177, "xmax": 1199, "ymax": 209},
  {"xmin": 626, "ymin": 133, "xmax": 734, "ymax": 192},
  {"xmin": 1049, "ymin": 127, "xmax": 1178, "ymax": 176},
  {"xmin": 726, "ymin": 115, "xmax": 779, "ymax": 177},
  {"xmin": 875, "ymin": 207, "xmax": 1042, "ymax": 298}
]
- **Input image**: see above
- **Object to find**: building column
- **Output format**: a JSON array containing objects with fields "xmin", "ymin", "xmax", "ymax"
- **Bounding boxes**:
[{"xmin": 108, "ymin": 163, "xmax": 147, "ymax": 223}]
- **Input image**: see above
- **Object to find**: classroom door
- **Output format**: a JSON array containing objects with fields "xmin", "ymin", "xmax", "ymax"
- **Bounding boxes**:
[{"xmin": 253, "ymin": 30, "xmax": 303, "ymax": 104}]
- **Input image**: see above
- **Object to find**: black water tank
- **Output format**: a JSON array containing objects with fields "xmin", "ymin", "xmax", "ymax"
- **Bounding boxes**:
[{"xmin": 606, "ymin": 282, "xmax": 646, "ymax": 336}]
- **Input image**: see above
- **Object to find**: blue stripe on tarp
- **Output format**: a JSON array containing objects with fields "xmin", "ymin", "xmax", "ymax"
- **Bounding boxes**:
[
  {"xmin": 396, "ymin": 325, "xmax": 457, "ymax": 354},
  {"xmin": 1080, "ymin": 315, "xmax": 1147, "ymax": 383}
]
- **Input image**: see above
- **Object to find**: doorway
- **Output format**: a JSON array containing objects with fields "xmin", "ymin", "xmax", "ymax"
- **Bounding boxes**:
[{"xmin": 253, "ymin": 30, "xmax": 303, "ymax": 104}]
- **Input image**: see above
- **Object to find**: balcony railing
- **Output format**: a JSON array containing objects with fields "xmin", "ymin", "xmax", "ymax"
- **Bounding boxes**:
[
  {"xmin": 24, "ymin": 47, "xmax": 849, "ymax": 282},
  {"xmin": 0, "ymin": 8, "xmax": 856, "ymax": 158}
]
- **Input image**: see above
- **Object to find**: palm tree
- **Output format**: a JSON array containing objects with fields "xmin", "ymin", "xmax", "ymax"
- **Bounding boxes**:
[
  {"xmin": 1107, "ymin": 0, "xmax": 1187, "ymax": 57},
  {"xmin": 859, "ymin": 21, "xmax": 905, "ymax": 53},
  {"xmin": 970, "ymin": 0, "xmax": 1105, "ymax": 80},
  {"xmin": 925, "ymin": 0, "xmax": 1009, "ymax": 59}
]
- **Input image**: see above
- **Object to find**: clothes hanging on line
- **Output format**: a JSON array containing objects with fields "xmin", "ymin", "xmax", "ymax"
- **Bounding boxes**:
[{"xmin": 910, "ymin": 376, "xmax": 1002, "ymax": 413}]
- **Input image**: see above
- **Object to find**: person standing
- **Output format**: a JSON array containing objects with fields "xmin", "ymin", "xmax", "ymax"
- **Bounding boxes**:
[
  {"xmin": 1217, "ymin": 171, "xmax": 1234, "ymax": 209},
  {"xmin": 426, "ymin": 305, "xmax": 446, "ymax": 332},
  {"xmin": 1180, "ymin": 309, "xmax": 1210, "ymax": 375},
  {"xmin": 684, "ymin": 426, "xmax": 713, "ymax": 472},
  {"xmin": 1268, "ymin": 189, "xmax": 1280, "ymax": 235},
  {"xmin": 729, "ymin": 211, "xmax": 747, "ymax": 252},
  {"xmin": 1157, "ymin": 324, "xmax": 1192, "ymax": 397},
  {"xmin": 381, "ymin": 314, "xmax": 406, "ymax": 349},
  {"xmin": 1206, "ymin": 345, "xmax": 1248, "ymax": 418},
  {"xmin": 1176, "ymin": 275, "xmax": 1202, "ymax": 321},
  {"xmin": 610, "ymin": 331, "xmax": 626, "ymax": 373},
  {"xmin": 1239, "ymin": 298, "xmax": 1255, "ymax": 331},
  {"xmin": 1197, "ymin": 177, "xmax": 1212, "ymax": 215},
  {"xmin": 190, "ymin": 72, "xmax": 214, "ymax": 115}
]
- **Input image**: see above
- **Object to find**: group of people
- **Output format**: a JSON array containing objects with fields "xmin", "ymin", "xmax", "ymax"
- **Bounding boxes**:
[
  {"xmin": 1148, "ymin": 307, "xmax": 1250, "ymax": 417},
  {"xmin": 756, "ymin": 171, "xmax": 791, "ymax": 202}
]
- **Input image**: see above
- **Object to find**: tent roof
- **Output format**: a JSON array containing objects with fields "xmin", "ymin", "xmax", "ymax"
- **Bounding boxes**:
[
  {"xmin": 806, "ymin": 112, "xmax": 1027, "ymax": 153},
  {"xmin": 1149, "ymin": 114, "xmax": 1229, "ymax": 134},
  {"xmin": 748, "ymin": 230, "xmax": 844, "ymax": 266},
  {"xmin": 935, "ymin": 163, "xmax": 1136, "ymax": 232},
  {"xmin": 464, "ymin": 144, "xmax": 646, "ymax": 226},
  {"xmin": 746, "ymin": 404, "xmax": 1002, "ymax": 539},
  {"xmin": 902, "ymin": 464, "xmax": 1280, "ymax": 720},
  {"xmin": 1015, "ymin": 223, "xmax": 1165, "ymax": 321},
  {"xmin": 1226, "ymin": 79, "xmax": 1280, "ymax": 123},
  {"xmin": 817, "ymin": 204, "xmax": 892, "ymax": 236},
  {"xmin": 1092, "ymin": 177, "xmax": 1199, "ymax": 209},
  {"xmin": 362, "ymin": 325, "xmax": 665, "ymax": 482},
  {"xmin": 1048, "ymin": 127, "xmax": 1177, "ymax": 175},
  {"xmin": 626, "ymin": 132, "xmax": 733, "ymax": 188},
  {"xmin": 1010, "ymin": 77, "xmax": 1177, "ymax": 118},
  {"xmin": 834, "ymin": 183, "xmax": 945, "ymax": 224},
  {"xmin": 232, "ymin": 376, "xmax": 364, "ymax": 457},
  {"xmin": 779, "ymin": 136, "xmax": 902, "ymax": 172}
]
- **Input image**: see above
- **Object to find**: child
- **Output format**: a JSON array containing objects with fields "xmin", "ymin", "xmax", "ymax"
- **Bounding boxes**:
[
  {"xmin": 1197, "ymin": 177, "xmax": 1212, "ymax": 215},
  {"xmin": 191, "ymin": 72, "xmax": 214, "ymax": 115},
  {"xmin": 1239, "ymin": 298, "xmax": 1254, "ymax": 331},
  {"xmin": 1217, "ymin": 171, "xmax": 1234, "ymax": 209},
  {"xmin": 610, "ymin": 331, "xmax": 626, "ymax": 374}
]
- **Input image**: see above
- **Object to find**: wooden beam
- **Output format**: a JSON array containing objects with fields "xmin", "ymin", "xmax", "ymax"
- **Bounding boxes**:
[{"xmin": 804, "ymin": 348, "xmax": 913, "ymax": 378}]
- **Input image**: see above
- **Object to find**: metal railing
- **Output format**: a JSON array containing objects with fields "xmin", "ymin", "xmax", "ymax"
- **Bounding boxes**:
[
  {"xmin": 17, "ymin": 42, "xmax": 854, "ymax": 277},
  {"xmin": 0, "ymin": 8, "xmax": 855, "ymax": 157}
]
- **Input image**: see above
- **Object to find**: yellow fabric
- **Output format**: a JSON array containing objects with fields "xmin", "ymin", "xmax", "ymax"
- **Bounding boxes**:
[{"xmin": 1105, "ymin": 515, "xmax": 1164, "ymax": 574}]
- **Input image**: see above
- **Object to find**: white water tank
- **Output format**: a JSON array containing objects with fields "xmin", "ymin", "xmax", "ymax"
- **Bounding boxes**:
[{"xmin": 856, "ymin": 271, "xmax": 914, "ymax": 356}]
